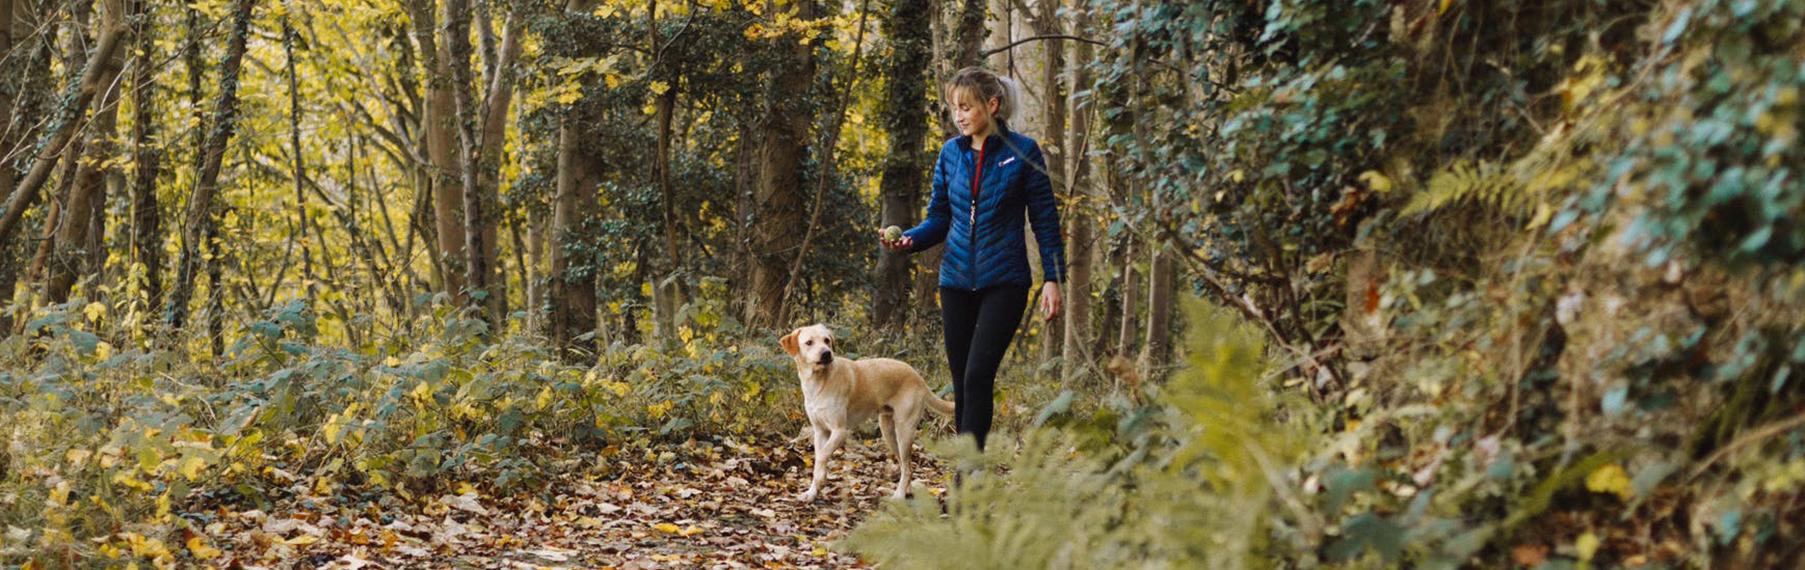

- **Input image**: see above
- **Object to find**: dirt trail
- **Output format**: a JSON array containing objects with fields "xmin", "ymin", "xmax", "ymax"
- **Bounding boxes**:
[{"xmin": 200, "ymin": 436, "xmax": 947, "ymax": 569}]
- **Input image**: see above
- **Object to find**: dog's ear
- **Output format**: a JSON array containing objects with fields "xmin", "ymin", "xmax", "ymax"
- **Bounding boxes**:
[{"xmin": 780, "ymin": 329, "xmax": 800, "ymax": 356}]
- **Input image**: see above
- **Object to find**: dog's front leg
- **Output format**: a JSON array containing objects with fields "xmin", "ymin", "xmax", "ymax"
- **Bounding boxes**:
[{"xmin": 801, "ymin": 427, "xmax": 847, "ymax": 502}]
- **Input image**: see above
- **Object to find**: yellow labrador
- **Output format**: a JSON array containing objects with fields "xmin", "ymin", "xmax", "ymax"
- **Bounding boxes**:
[{"xmin": 780, "ymin": 324, "xmax": 954, "ymax": 501}]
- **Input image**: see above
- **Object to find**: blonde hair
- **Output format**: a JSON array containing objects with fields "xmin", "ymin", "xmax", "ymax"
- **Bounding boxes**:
[{"xmin": 946, "ymin": 66, "xmax": 1021, "ymax": 129}]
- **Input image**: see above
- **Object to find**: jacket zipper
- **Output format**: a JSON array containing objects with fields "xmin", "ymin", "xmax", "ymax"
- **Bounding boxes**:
[{"xmin": 969, "ymin": 140, "xmax": 986, "ymax": 290}]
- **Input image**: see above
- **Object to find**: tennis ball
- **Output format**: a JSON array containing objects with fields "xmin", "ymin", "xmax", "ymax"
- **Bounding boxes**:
[{"xmin": 883, "ymin": 226, "xmax": 903, "ymax": 241}]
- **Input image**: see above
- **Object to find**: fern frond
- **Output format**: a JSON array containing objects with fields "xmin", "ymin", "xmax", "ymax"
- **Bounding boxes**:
[{"xmin": 1401, "ymin": 159, "xmax": 1526, "ymax": 217}]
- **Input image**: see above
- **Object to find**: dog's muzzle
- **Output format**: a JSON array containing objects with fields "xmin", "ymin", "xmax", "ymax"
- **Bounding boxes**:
[{"xmin": 818, "ymin": 352, "xmax": 834, "ymax": 365}]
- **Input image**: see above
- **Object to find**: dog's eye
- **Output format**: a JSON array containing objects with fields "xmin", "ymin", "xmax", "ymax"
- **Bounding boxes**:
[{"xmin": 805, "ymin": 340, "xmax": 813, "ymax": 346}]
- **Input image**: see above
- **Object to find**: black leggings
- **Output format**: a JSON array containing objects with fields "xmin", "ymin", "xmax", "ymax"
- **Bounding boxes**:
[{"xmin": 940, "ymin": 285, "xmax": 1029, "ymax": 451}]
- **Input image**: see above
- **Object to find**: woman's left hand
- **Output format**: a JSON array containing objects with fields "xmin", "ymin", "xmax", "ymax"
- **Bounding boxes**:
[{"xmin": 1040, "ymin": 282, "xmax": 1061, "ymax": 321}]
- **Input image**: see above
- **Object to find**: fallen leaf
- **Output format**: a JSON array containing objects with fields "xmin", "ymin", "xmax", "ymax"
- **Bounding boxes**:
[{"xmin": 186, "ymin": 536, "xmax": 222, "ymax": 560}]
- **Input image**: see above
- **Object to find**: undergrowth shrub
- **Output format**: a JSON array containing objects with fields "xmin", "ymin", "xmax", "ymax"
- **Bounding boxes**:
[
  {"xmin": 0, "ymin": 296, "xmax": 801, "ymax": 564},
  {"xmin": 845, "ymin": 297, "xmax": 1314, "ymax": 568}
]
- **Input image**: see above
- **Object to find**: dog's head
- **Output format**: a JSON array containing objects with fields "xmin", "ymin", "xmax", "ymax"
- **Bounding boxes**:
[{"xmin": 780, "ymin": 324, "xmax": 836, "ymax": 368}]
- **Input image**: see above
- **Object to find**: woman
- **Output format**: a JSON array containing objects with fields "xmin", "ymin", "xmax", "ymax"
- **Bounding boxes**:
[{"xmin": 879, "ymin": 66, "xmax": 1065, "ymax": 453}]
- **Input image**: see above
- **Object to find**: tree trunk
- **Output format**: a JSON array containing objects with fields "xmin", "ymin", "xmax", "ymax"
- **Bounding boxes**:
[
  {"xmin": 23, "ymin": 0, "xmax": 100, "ymax": 307},
  {"xmin": 954, "ymin": 0, "xmax": 984, "ymax": 69},
  {"xmin": 165, "ymin": 0, "xmax": 256, "ymax": 334},
  {"xmin": 443, "ymin": 0, "xmax": 504, "ymax": 327},
  {"xmin": 0, "ymin": 0, "xmax": 16, "ymax": 326},
  {"xmin": 651, "ymin": 87, "xmax": 684, "ymax": 341},
  {"xmin": 744, "ymin": 0, "xmax": 818, "ymax": 330},
  {"xmin": 474, "ymin": 6, "xmax": 521, "ymax": 323},
  {"xmin": 408, "ymin": 0, "xmax": 468, "ymax": 303},
  {"xmin": 730, "ymin": 121, "xmax": 755, "ymax": 321},
  {"xmin": 549, "ymin": 112, "xmax": 598, "ymax": 357},
  {"xmin": 524, "ymin": 202, "xmax": 545, "ymax": 332},
  {"xmin": 1061, "ymin": 0, "xmax": 1095, "ymax": 382},
  {"xmin": 986, "ymin": 0, "xmax": 1010, "ymax": 69},
  {"xmin": 1115, "ymin": 237, "xmax": 1137, "ymax": 357},
  {"xmin": 204, "ymin": 214, "xmax": 224, "ymax": 357},
  {"xmin": 1028, "ymin": 0, "xmax": 1065, "ymax": 374},
  {"xmin": 649, "ymin": 0, "xmax": 683, "ymax": 341},
  {"xmin": 127, "ymin": 0, "xmax": 163, "ymax": 327},
  {"xmin": 0, "ymin": 7, "xmax": 126, "ymax": 253},
  {"xmin": 282, "ymin": 15, "xmax": 319, "ymax": 306},
  {"xmin": 44, "ymin": 0, "xmax": 127, "ymax": 304},
  {"xmin": 872, "ymin": 0, "xmax": 931, "ymax": 330}
]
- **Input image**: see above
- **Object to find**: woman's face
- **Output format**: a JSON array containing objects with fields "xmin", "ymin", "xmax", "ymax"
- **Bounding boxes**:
[{"xmin": 951, "ymin": 87, "xmax": 998, "ymax": 138}]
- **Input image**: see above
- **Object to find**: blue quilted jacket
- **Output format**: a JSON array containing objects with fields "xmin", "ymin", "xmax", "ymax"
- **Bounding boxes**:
[{"xmin": 903, "ymin": 128, "xmax": 1065, "ymax": 290}]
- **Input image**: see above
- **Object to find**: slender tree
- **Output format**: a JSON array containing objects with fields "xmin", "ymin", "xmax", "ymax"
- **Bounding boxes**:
[
  {"xmin": 872, "ymin": 0, "xmax": 932, "ymax": 330},
  {"xmin": 0, "ymin": 0, "xmax": 127, "ymax": 256},
  {"xmin": 407, "ymin": 0, "xmax": 468, "ymax": 304},
  {"xmin": 43, "ymin": 0, "xmax": 127, "ymax": 304},
  {"xmin": 744, "ymin": 0, "xmax": 819, "ymax": 329},
  {"xmin": 165, "ymin": 0, "xmax": 257, "ymax": 333},
  {"xmin": 1061, "ymin": 0, "xmax": 1096, "ymax": 382},
  {"xmin": 128, "ymin": 0, "xmax": 164, "ymax": 325}
]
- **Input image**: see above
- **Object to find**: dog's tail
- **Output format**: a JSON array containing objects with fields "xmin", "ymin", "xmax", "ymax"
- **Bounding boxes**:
[{"xmin": 927, "ymin": 392, "xmax": 955, "ymax": 417}]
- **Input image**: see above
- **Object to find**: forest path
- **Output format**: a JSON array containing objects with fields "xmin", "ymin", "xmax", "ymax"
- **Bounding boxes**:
[{"xmin": 205, "ymin": 436, "xmax": 947, "ymax": 569}]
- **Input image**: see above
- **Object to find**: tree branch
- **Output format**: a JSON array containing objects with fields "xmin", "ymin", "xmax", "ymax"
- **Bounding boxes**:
[{"xmin": 981, "ymin": 34, "xmax": 1105, "ymax": 58}]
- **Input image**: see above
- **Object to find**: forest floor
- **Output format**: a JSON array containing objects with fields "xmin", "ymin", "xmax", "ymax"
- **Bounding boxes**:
[{"xmin": 186, "ymin": 435, "xmax": 944, "ymax": 569}]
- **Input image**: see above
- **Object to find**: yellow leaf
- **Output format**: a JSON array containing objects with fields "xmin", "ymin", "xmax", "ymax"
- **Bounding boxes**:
[
  {"xmin": 126, "ymin": 532, "xmax": 172, "ymax": 559},
  {"xmin": 179, "ymin": 456, "xmax": 207, "ymax": 481},
  {"xmin": 187, "ymin": 536, "xmax": 222, "ymax": 560},
  {"xmin": 650, "ymin": 80, "xmax": 670, "ymax": 95},
  {"xmin": 653, "ymin": 522, "xmax": 681, "ymax": 534},
  {"xmin": 1585, "ymin": 463, "xmax": 1633, "ymax": 500},
  {"xmin": 1525, "ymin": 202, "xmax": 1554, "ymax": 229},
  {"xmin": 286, "ymin": 534, "xmax": 320, "ymax": 546},
  {"xmin": 84, "ymin": 301, "xmax": 107, "ymax": 322},
  {"xmin": 1357, "ymin": 170, "xmax": 1393, "ymax": 193},
  {"xmin": 1576, "ymin": 532, "xmax": 1600, "ymax": 562},
  {"xmin": 647, "ymin": 400, "xmax": 674, "ymax": 419},
  {"xmin": 605, "ymin": 74, "xmax": 621, "ymax": 89},
  {"xmin": 1438, "ymin": 0, "xmax": 1454, "ymax": 15},
  {"xmin": 680, "ymin": 525, "xmax": 704, "ymax": 537},
  {"xmin": 112, "ymin": 471, "xmax": 154, "ymax": 492},
  {"xmin": 48, "ymin": 481, "xmax": 71, "ymax": 506}
]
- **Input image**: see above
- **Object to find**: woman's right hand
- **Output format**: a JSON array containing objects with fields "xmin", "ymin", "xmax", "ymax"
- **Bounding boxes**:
[{"xmin": 879, "ymin": 230, "xmax": 914, "ymax": 253}]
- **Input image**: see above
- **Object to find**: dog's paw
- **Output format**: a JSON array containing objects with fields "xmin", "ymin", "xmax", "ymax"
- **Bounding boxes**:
[
  {"xmin": 798, "ymin": 489, "xmax": 818, "ymax": 502},
  {"xmin": 889, "ymin": 489, "xmax": 909, "ymax": 501}
]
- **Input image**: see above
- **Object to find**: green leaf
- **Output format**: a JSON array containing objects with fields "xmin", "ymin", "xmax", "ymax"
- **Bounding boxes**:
[
  {"xmin": 1033, "ymin": 390, "xmax": 1075, "ymax": 427},
  {"xmin": 1328, "ymin": 513, "xmax": 1404, "ymax": 562}
]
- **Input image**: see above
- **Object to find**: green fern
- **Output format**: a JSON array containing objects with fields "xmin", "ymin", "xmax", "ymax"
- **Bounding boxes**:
[
  {"xmin": 843, "ymin": 298, "xmax": 1306, "ymax": 569},
  {"xmin": 1401, "ymin": 137, "xmax": 1596, "ymax": 221},
  {"xmin": 1401, "ymin": 160, "xmax": 1528, "ymax": 217}
]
